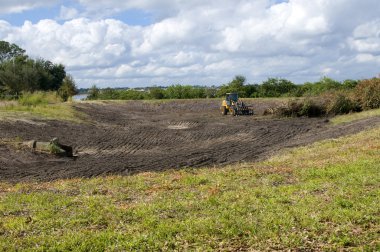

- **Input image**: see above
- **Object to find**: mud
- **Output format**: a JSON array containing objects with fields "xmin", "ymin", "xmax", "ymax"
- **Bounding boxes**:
[{"xmin": 1, "ymin": 99, "xmax": 379, "ymax": 182}]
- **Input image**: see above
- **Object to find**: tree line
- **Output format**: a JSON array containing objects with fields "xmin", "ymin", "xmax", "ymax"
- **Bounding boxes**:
[
  {"xmin": 87, "ymin": 75, "xmax": 361, "ymax": 100},
  {"xmin": 0, "ymin": 41, "xmax": 77, "ymax": 101}
]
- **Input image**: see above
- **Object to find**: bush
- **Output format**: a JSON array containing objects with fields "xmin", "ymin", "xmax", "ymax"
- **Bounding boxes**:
[
  {"xmin": 355, "ymin": 78, "xmax": 380, "ymax": 110},
  {"xmin": 326, "ymin": 93, "xmax": 360, "ymax": 115},
  {"xmin": 149, "ymin": 87, "xmax": 165, "ymax": 99},
  {"xmin": 299, "ymin": 99, "xmax": 326, "ymax": 117},
  {"xmin": 267, "ymin": 99, "xmax": 325, "ymax": 118},
  {"xmin": 118, "ymin": 90, "xmax": 146, "ymax": 100},
  {"xmin": 58, "ymin": 75, "xmax": 78, "ymax": 102},
  {"xmin": 87, "ymin": 85, "xmax": 100, "ymax": 100}
]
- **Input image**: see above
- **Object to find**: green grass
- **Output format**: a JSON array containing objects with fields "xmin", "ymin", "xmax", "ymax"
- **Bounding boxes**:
[
  {"xmin": 0, "ymin": 103, "xmax": 82, "ymax": 122},
  {"xmin": 0, "ymin": 126, "xmax": 379, "ymax": 251},
  {"xmin": 0, "ymin": 92, "xmax": 83, "ymax": 122},
  {"xmin": 331, "ymin": 108, "xmax": 380, "ymax": 125}
]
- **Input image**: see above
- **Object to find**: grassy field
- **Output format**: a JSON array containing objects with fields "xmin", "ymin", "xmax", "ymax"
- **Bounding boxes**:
[
  {"xmin": 0, "ymin": 92, "xmax": 82, "ymax": 122},
  {"xmin": 0, "ymin": 113, "xmax": 379, "ymax": 250}
]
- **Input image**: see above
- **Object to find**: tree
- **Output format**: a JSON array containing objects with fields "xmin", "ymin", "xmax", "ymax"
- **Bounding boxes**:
[
  {"xmin": 205, "ymin": 86, "xmax": 218, "ymax": 98},
  {"xmin": 166, "ymin": 85, "xmax": 193, "ymax": 99},
  {"xmin": 0, "ymin": 59, "xmax": 25, "ymax": 96},
  {"xmin": 0, "ymin": 41, "xmax": 67, "ymax": 96},
  {"xmin": 243, "ymin": 84, "xmax": 259, "ymax": 97},
  {"xmin": 313, "ymin": 77, "xmax": 341, "ymax": 94},
  {"xmin": 217, "ymin": 75, "xmax": 247, "ymax": 97},
  {"xmin": 229, "ymin": 75, "xmax": 246, "ymax": 90},
  {"xmin": 58, "ymin": 75, "xmax": 78, "ymax": 101},
  {"xmin": 258, "ymin": 78, "xmax": 296, "ymax": 97},
  {"xmin": 149, "ymin": 87, "xmax": 165, "ymax": 99},
  {"xmin": 87, "ymin": 85, "xmax": 100, "ymax": 100},
  {"xmin": 0, "ymin": 41, "xmax": 27, "ymax": 63},
  {"xmin": 342, "ymin": 79, "xmax": 358, "ymax": 89}
]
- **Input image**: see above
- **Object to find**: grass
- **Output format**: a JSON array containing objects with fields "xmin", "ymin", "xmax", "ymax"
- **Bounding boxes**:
[
  {"xmin": 0, "ymin": 103, "xmax": 82, "ymax": 122},
  {"xmin": 0, "ymin": 126, "xmax": 379, "ymax": 250},
  {"xmin": 0, "ymin": 92, "xmax": 83, "ymax": 122},
  {"xmin": 331, "ymin": 108, "xmax": 380, "ymax": 125}
]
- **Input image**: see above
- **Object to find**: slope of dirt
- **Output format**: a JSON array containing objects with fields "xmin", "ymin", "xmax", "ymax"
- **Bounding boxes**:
[{"xmin": 0, "ymin": 100, "xmax": 379, "ymax": 182}]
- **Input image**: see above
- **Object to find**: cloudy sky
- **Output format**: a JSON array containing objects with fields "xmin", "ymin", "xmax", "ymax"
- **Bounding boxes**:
[{"xmin": 0, "ymin": 0, "xmax": 380, "ymax": 88}]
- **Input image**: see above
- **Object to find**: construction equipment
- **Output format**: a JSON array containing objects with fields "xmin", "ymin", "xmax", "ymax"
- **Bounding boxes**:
[{"xmin": 220, "ymin": 93, "xmax": 254, "ymax": 116}]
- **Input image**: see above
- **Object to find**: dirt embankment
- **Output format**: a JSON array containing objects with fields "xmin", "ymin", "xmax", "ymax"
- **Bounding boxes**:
[{"xmin": 0, "ymin": 99, "xmax": 379, "ymax": 182}]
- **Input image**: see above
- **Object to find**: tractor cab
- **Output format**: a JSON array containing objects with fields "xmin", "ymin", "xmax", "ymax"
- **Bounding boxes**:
[
  {"xmin": 225, "ymin": 93, "xmax": 238, "ymax": 105},
  {"xmin": 221, "ymin": 92, "xmax": 254, "ymax": 116}
]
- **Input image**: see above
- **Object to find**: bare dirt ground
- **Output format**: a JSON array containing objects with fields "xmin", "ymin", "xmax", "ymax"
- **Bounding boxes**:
[{"xmin": 1, "ymin": 99, "xmax": 379, "ymax": 182}]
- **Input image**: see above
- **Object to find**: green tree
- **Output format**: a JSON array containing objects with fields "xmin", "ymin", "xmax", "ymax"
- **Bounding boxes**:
[
  {"xmin": 165, "ymin": 85, "xmax": 193, "ymax": 99},
  {"xmin": 149, "ymin": 87, "xmax": 165, "ymax": 99},
  {"xmin": 342, "ymin": 79, "xmax": 358, "ymax": 89},
  {"xmin": 58, "ymin": 75, "xmax": 78, "ymax": 101},
  {"xmin": 205, "ymin": 86, "xmax": 217, "ymax": 98},
  {"xmin": 0, "ymin": 41, "xmax": 27, "ymax": 63},
  {"xmin": 0, "ymin": 58, "xmax": 26, "ymax": 96},
  {"xmin": 258, "ymin": 78, "xmax": 296, "ymax": 97},
  {"xmin": 244, "ymin": 84, "xmax": 259, "ymax": 97},
  {"xmin": 118, "ymin": 89, "xmax": 146, "ymax": 100},
  {"xmin": 100, "ymin": 87, "xmax": 119, "ymax": 99},
  {"xmin": 217, "ymin": 75, "xmax": 247, "ymax": 97},
  {"xmin": 312, "ymin": 77, "xmax": 341, "ymax": 94},
  {"xmin": 230, "ymin": 75, "xmax": 246, "ymax": 90},
  {"xmin": 0, "ymin": 41, "xmax": 67, "ymax": 96},
  {"xmin": 87, "ymin": 85, "xmax": 100, "ymax": 100}
]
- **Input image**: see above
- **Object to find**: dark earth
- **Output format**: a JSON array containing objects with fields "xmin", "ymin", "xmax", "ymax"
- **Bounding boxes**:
[{"xmin": 1, "ymin": 99, "xmax": 379, "ymax": 182}]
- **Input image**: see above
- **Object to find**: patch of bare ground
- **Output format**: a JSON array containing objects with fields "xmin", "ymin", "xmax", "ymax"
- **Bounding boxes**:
[{"xmin": 0, "ymin": 99, "xmax": 379, "ymax": 182}]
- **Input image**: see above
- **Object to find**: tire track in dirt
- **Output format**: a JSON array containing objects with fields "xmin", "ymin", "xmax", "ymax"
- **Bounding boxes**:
[{"xmin": 0, "ymin": 100, "xmax": 379, "ymax": 182}]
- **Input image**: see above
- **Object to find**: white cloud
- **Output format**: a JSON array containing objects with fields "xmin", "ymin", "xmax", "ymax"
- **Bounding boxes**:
[
  {"xmin": 59, "ymin": 5, "xmax": 79, "ymax": 20},
  {"xmin": 1, "ymin": 0, "xmax": 380, "ymax": 87},
  {"xmin": 0, "ymin": 0, "xmax": 58, "ymax": 14}
]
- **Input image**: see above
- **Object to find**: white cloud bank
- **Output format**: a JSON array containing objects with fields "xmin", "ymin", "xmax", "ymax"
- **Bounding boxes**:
[{"xmin": 1, "ymin": 0, "xmax": 380, "ymax": 87}]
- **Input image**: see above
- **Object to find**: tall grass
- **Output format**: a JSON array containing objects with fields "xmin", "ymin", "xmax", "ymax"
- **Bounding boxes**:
[
  {"xmin": 18, "ymin": 91, "xmax": 61, "ymax": 106},
  {"xmin": 0, "ymin": 91, "xmax": 82, "ymax": 122}
]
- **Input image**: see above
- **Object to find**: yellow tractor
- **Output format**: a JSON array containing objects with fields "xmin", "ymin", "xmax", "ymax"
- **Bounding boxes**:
[{"xmin": 221, "ymin": 93, "xmax": 254, "ymax": 116}]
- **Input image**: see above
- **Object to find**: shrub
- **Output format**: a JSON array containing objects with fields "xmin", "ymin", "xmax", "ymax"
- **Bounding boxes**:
[
  {"xmin": 87, "ymin": 85, "xmax": 100, "ymax": 100},
  {"xmin": 266, "ymin": 98, "xmax": 326, "ymax": 118},
  {"xmin": 149, "ymin": 87, "xmax": 165, "ymax": 99},
  {"xmin": 300, "ymin": 99, "xmax": 326, "ymax": 117},
  {"xmin": 355, "ymin": 78, "xmax": 380, "ymax": 110},
  {"xmin": 326, "ymin": 93, "xmax": 360, "ymax": 115},
  {"xmin": 285, "ymin": 99, "xmax": 304, "ymax": 117},
  {"xmin": 58, "ymin": 75, "xmax": 78, "ymax": 102}
]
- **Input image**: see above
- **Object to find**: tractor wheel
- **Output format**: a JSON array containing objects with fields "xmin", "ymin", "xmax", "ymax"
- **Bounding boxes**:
[{"xmin": 221, "ymin": 106, "xmax": 227, "ymax": 115}]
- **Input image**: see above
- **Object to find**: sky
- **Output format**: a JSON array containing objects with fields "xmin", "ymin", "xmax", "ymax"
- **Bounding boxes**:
[{"xmin": 0, "ymin": 0, "xmax": 380, "ymax": 88}]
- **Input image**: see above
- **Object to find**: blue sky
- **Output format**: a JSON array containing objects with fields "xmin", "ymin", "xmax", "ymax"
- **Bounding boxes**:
[
  {"xmin": 1, "ymin": 0, "xmax": 380, "ymax": 88},
  {"xmin": 0, "ymin": 6, "xmax": 60, "ymax": 26},
  {"xmin": 0, "ymin": 1, "xmax": 154, "ymax": 26}
]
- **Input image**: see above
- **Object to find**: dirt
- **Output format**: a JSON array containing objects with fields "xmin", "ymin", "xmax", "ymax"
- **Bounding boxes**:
[{"xmin": 0, "ymin": 99, "xmax": 379, "ymax": 182}]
